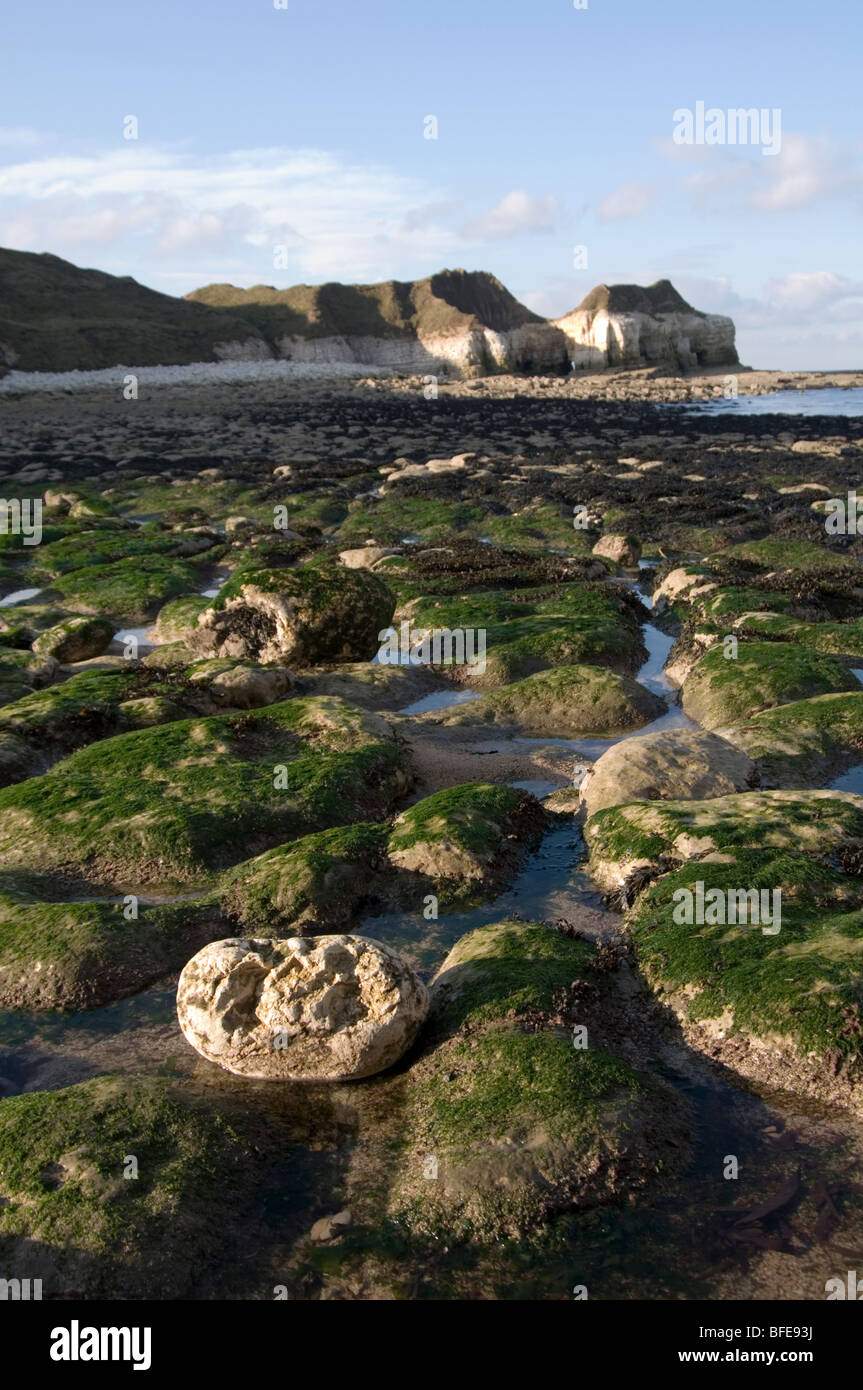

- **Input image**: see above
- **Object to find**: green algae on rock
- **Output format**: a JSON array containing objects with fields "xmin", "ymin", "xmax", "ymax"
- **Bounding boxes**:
[
  {"xmin": 627, "ymin": 849, "xmax": 863, "ymax": 1112},
  {"xmin": 722, "ymin": 691, "xmax": 863, "ymax": 787},
  {"xmin": 0, "ymin": 661, "xmax": 295, "ymax": 786},
  {"xmin": 192, "ymin": 561, "xmax": 396, "ymax": 665},
  {"xmin": 222, "ymin": 782, "xmax": 548, "ymax": 933},
  {"xmin": 386, "ymin": 782, "xmax": 547, "ymax": 905},
  {"xmin": 420, "ymin": 663, "xmax": 665, "ymax": 736},
  {"xmin": 0, "ymin": 1075, "xmax": 259, "ymax": 1297},
  {"xmin": 31, "ymin": 615, "xmax": 115, "ymax": 664},
  {"xmin": 0, "ymin": 871, "xmax": 223, "ymax": 1010},
  {"xmin": 52, "ymin": 554, "xmax": 203, "ymax": 622},
  {"xmin": 585, "ymin": 788, "xmax": 863, "ymax": 893},
  {"xmin": 0, "ymin": 696, "xmax": 411, "ymax": 885},
  {"xmin": 681, "ymin": 640, "xmax": 857, "ymax": 730},
  {"xmin": 388, "ymin": 920, "xmax": 688, "ymax": 1240}
]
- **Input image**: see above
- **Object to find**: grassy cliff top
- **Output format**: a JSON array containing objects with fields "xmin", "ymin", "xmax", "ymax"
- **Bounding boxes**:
[
  {"xmin": 0, "ymin": 247, "xmax": 268, "ymax": 372},
  {"xmin": 186, "ymin": 268, "xmax": 546, "ymax": 340}
]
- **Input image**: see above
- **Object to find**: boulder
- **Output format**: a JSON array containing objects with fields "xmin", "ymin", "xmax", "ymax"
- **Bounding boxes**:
[
  {"xmin": 176, "ymin": 935, "xmax": 429, "ymax": 1081},
  {"xmin": 338, "ymin": 545, "xmax": 398, "ymax": 569},
  {"xmin": 32, "ymin": 616, "xmax": 115, "ymax": 664},
  {"xmin": 580, "ymin": 728, "xmax": 755, "ymax": 818},
  {"xmin": 592, "ymin": 534, "xmax": 642, "ymax": 568},
  {"xmin": 191, "ymin": 564, "xmax": 395, "ymax": 666}
]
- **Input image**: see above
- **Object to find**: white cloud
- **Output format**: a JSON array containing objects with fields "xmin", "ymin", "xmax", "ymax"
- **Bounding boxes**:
[
  {"xmin": 462, "ymin": 190, "xmax": 561, "ymax": 239},
  {"xmin": 596, "ymin": 180, "xmax": 659, "ymax": 222},
  {"xmin": 0, "ymin": 143, "xmax": 463, "ymax": 287},
  {"xmin": 0, "ymin": 126, "xmax": 49, "ymax": 149},
  {"xmin": 659, "ymin": 132, "xmax": 863, "ymax": 214}
]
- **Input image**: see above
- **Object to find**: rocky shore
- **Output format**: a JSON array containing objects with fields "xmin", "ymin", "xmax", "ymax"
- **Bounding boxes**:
[{"xmin": 1, "ymin": 369, "xmax": 862, "ymax": 1300}]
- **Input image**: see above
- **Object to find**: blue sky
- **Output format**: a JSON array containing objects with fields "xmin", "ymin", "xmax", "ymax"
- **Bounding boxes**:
[{"xmin": 1, "ymin": 0, "xmax": 861, "ymax": 367}]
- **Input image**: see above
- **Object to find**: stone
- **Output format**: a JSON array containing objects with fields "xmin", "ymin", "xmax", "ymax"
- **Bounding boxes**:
[
  {"xmin": 176, "ymin": 935, "xmax": 429, "ymax": 1081},
  {"xmin": 32, "ymin": 616, "xmax": 115, "ymax": 664},
  {"xmin": 338, "ymin": 545, "xmax": 397, "ymax": 569},
  {"xmin": 191, "ymin": 563, "xmax": 395, "ymax": 666},
  {"xmin": 580, "ymin": 728, "xmax": 755, "ymax": 818},
  {"xmin": 186, "ymin": 660, "xmax": 294, "ymax": 709},
  {"xmin": 592, "ymin": 534, "xmax": 642, "ymax": 567},
  {"xmin": 310, "ymin": 1209, "xmax": 352, "ymax": 1242}
]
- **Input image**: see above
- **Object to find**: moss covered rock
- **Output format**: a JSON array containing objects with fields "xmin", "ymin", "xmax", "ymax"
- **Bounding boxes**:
[
  {"xmin": 681, "ymin": 641, "xmax": 857, "ymax": 729},
  {"xmin": 423, "ymin": 664, "xmax": 665, "ymax": 736},
  {"xmin": 386, "ymin": 783, "xmax": 547, "ymax": 905},
  {"xmin": 628, "ymin": 849, "xmax": 863, "ymax": 1112},
  {"xmin": 0, "ymin": 696, "xmax": 410, "ymax": 885},
  {"xmin": 151, "ymin": 594, "xmax": 209, "ymax": 642},
  {"xmin": 585, "ymin": 788, "xmax": 863, "ymax": 893},
  {"xmin": 388, "ymin": 921, "xmax": 687, "ymax": 1240},
  {"xmin": 0, "ymin": 871, "xmax": 223, "ymax": 1009},
  {"xmin": 0, "ymin": 1075, "xmax": 258, "ymax": 1297},
  {"xmin": 31, "ymin": 615, "xmax": 115, "ymax": 664},
  {"xmin": 192, "ymin": 562, "xmax": 395, "ymax": 665},
  {"xmin": 723, "ymin": 691, "xmax": 863, "ymax": 787},
  {"xmin": 52, "ymin": 555, "xmax": 201, "ymax": 622},
  {"xmin": 221, "ymin": 823, "xmax": 389, "ymax": 933}
]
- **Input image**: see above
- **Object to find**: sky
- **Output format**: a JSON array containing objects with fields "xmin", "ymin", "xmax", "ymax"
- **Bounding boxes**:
[{"xmin": 1, "ymin": 0, "xmax": 861, "ymax": 369}]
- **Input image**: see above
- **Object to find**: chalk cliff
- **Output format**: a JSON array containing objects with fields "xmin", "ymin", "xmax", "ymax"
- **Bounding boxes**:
[
  {"xmin": 553, "ymin": 280, "xmax": 738, "ymax": 371},
  {"xmin": 188, "ymin": 270, "xmax": 571, "ymax": 378}
]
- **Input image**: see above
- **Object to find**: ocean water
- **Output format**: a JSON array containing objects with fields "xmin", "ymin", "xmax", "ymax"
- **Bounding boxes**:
[{"xmin": 683, "ymin": 386, "xmax": 863, "ymax": 417}]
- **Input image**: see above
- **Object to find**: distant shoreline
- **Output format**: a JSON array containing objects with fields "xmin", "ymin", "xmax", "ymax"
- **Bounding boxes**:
[{"xmin": 2, "ymin": 362, "xmax": 862, "ymax": 402}]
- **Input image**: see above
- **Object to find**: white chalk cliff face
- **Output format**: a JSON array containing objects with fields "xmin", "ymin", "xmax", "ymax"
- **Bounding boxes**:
[
  {"xmin": 553, "ymin": 280, "xmax": 738, "ymax": 372},
  {"xmin": 274, "ymin": 321, "xmax": 570, "ymax": 376}
]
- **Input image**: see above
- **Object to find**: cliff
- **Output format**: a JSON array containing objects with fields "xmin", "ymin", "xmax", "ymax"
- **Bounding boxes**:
[
  {"xmin": 187, "ymin": 270, "xmax": 570, "ymax": 377},
  {"xmin": 553, "ymin": 279, "xmax": 738, "ymax": 371}
]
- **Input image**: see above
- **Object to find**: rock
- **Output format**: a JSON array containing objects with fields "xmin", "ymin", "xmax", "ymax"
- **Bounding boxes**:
[
  {"xmin": 176, "ymin": 935, "xmax": 429, "ymax": 1081},
  {"xmin": 682, "ymin": 641, "xmax": 857, "ymax": 730},
  {"xmin": 424, "ymin": 664, "xmax": 664, "ymax": 736},
  {"xmin": 191, "ymin": 563, "xmax": 395, "ymax": 666},
  {"xmin": 387, "ymin": 920, "xmax": 688, "ymax": 1239},
  {"xmin": 186, "ymin": 659, "xmax": 294, "ymax": 709},
  {"xmin": 580, "ymin": 728, "xmax": 755, "ymax": 818},
  {"xmin": 0, "ymin": 695, "xmax": 410, "ymax": 884},
  {"xmin": 585, "ymin": 788, "xmax": 863, "ymax": 894},
  {"xmin": 554, "ymin": 280, "xmax": 738, "ymax": 372},
  {"xmin": 0, "ymin": 1075, "xmax": 263, "ymax": 1297},
  {"xmin": 32, "ymin": 616, "xmax": 115, "ymax": 664},
  {"xmin": 310, "ymin": 1210, "xmax": 352, "ymax": 1242},
  {"xmin": 592, "ymin": 534, "xmax": 642, "ymax": 568},
  {"xmin": 338, "ymin": 545, "xmax": 398, "ymax": 569},
  {"xmin": 151, "ymin": 595, "xmax": 209, "ymax": 642},
  {"xmin": 652, "ymin": 565, "xmax": 709, "ymax": 614},
  {"xmin": 225, "ymin": 515, "xmax": 253, "ymax": 533},
  {"xmin": 386, "ymin": 782, "xmax": 547, "ymax": 904},
  {"xmin": 626, "ymin": 827, "xmax": 863, "ymax": 1113}
]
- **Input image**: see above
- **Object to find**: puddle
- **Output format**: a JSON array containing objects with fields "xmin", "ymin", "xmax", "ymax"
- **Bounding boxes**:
[
  {"xmin": 400, "ymin": 688, "xmax": 484, "ymax": 716},
  {"xmin": 108, "ymin": 625, "xmax": 163, "ymax": 655},
  {"xmin": 0, "ymin": 587, "xmax": 43, "ymax": 607},
  {"xmin": 828, "ymin": 764, "xmax": 863, "ymax": 793},
  {"xmin": 508, "ymin": 778, "xmax": 560, "ymax": 799}
]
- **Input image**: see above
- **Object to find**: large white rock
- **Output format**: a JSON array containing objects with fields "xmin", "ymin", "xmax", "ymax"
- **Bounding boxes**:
[
  {"xmin": 554, "ymin": 279, "xmax": 738, "ymax": 372},
  {"xmin": 177, "ymin": 935, "xmax": 429, "ymax": 1081}
]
